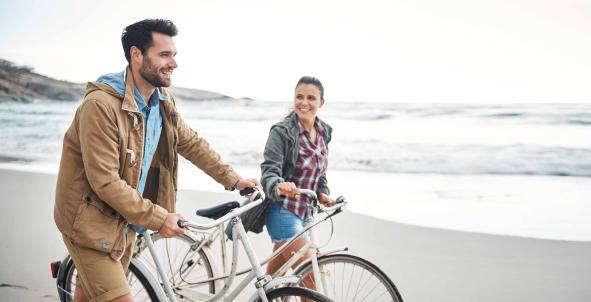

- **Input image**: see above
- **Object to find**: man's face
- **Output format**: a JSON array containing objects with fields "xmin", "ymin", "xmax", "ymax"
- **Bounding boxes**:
[{"xmin": 139, "ymin": 32, "xmax": 177, "ymax": 87}]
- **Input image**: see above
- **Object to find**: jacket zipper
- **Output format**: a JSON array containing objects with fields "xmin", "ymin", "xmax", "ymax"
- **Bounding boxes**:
[
  {"xmin": 127, "ymin": 112, "xmax": 144, "ymax": 258},
  {"xmin": 118, "ymin": 70, "xmax": 145, "ymax": 259},
  {"xmin": 117, "ymin": 110, "xmax": 144, "ymax": 260},
  {"xmin": 134, "ymin": 112, "xmax": 145, "ymax": 188}
]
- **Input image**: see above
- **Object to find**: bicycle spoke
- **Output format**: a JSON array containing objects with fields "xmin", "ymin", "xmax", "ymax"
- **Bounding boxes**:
[
  {"xmin": 350, "ymin": 266, "xmax": 367, "ymax": 302},
  {"xmin": 295, "ymin": 254, "xmax": 402, "ymax": 302},
  {"xmin": 134, "ymin": 233, "xmax": 216, "ymax": 300},
  {"xmin": 331, "ymin": 261, "xmax": 337, "ymax": 300},
  {"xmin": 344, "ymin": 262, "xmax": 357, "ymax": 302}
]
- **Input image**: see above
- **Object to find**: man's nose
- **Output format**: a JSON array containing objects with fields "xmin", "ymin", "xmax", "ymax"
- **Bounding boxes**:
[{"xmin": 169, "ymin": 58, "xmax": 178, "ymax": 69}]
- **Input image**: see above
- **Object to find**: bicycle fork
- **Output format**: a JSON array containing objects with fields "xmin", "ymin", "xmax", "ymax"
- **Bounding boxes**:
[{"xmin": 144, "ymin": 233, "xmax": 179, "ymax": 302}]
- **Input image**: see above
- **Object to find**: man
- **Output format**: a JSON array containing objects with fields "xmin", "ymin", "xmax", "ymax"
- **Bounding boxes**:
[{"xmin": 54, "ymin": 19, "xmax": 259, "ymax": 302}]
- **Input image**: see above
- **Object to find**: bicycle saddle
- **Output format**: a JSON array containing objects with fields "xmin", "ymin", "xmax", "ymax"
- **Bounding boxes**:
[{"xmin": 196, "ymin": 201, "xmax": 241, "ymax": 220}]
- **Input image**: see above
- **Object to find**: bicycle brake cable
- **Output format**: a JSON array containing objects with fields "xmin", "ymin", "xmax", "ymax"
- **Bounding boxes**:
[{"xmin": 316, "ymin": 215, "xmax": 335, "ymax": 249}]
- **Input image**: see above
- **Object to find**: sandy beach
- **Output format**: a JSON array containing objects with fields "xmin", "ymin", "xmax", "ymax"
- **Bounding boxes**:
[{"xmin": 0, "ymin": 168, "xmax": 590, "ymax": 301}]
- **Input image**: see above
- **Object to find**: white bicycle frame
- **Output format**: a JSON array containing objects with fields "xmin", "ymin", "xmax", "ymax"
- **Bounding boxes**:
[
  {"xmin": 194, "ymin": 189, "xmax": 347, "ymax": 297},
  {"xmin": 265, "ymin": 189, "xmax": 347, "ymax": 296},
  {"xmin": 142, "ymin": 190, "xmax": 302, "ymax": 302}
]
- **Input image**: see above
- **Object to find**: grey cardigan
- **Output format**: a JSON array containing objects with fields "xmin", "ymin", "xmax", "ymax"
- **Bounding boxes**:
[
  {"xmin": 261, "ymin": 112, "xmax": 333, "ymax": 202},
  {"xmin": 232, "ymin": 113, "xmax": 333, "ymax": 236}
]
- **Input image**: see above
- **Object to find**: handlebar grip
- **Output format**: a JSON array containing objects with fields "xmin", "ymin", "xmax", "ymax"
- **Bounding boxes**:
[
  {"xmin": 332, "ymin": 196, "xmax": 346, "ymax": 214},
  {"xmin": 277, "ymin": 187, "xmax": 301, "ymax": 198},
  {"xmin": 177, "ymin": 220, "xmax": 187, "ymax": 228},
  {"xmin": 239, "ymin": 187, "xmax": 256, "ymax": 196}
]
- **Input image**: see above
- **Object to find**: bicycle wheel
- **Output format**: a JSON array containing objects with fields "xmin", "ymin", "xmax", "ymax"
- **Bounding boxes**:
[
  {"xmin": 293, "ymin": 253, "xmax": 403, "ymax": 302},
  {"xmin": 258, "ymin": 286, "xmax": 333, "ymax": 302},
  {"xmin": 134, "ymin": 232, "xmax": 217, "ymax": 299},
  {"xmin": 57, "ymin": 257, "xmax": 160, "ymax": 302}
]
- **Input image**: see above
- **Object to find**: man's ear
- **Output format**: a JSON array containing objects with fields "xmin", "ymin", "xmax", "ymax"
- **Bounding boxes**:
[
  {"xmin": 319, "ymin": 98, "xmax": 325, "ymax": 108},
  {"xmin": 130, "ymin": 46, "xmax": 143, "ymax": 66}
]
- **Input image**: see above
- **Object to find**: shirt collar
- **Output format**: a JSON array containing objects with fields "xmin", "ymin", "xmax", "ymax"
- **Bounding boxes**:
[
  {"xmin": 298, "ymin": 117, "xmax": 325, "ymax": 135},
  {"xmin": 133, "ymin": 87, "xmax": 166, "ymax": 111}
]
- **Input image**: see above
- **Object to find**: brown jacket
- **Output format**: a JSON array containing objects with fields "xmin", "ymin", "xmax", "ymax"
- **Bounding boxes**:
[{"xmin": 54, "ymin": 69, "xmax": 240, "ymax": 260}]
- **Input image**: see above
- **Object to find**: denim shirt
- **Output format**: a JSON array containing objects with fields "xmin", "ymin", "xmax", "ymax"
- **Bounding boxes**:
[{"xmin": 97, "ymin": 71, "xmax": 165, "ymax": 233}]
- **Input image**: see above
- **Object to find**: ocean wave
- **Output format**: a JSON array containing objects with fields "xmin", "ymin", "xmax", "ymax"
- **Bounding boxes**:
[
  {"xmin": 566, "ymin": 119, "xmax": 591, "ymax": 125},
  {"xmin": 483, "ymin": 112, "xmax": 524, "ymax": 118},
  {"xmin": 218, "ymin": 143, "xmax": 591, "ymax": 178},
  {"xmin": 173, "ymin": 101, "xmax": 591, "ymax": 126},
  {"xmin": 1, "ymin": 101, "xmax": 590, "ymax": 178},
  {"xmin": 327, "ymin": 144, "xmax": 591, "ymax": 177}
]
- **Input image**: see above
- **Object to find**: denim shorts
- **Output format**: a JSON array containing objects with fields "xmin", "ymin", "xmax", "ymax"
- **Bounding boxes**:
[{"xmin": 265, "ymin": 203, "xmax": 309, "ymax": 243}]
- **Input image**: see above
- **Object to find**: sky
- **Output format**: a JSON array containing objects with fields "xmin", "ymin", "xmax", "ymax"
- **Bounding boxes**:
[{"xmin": 1, "ymin": 0, "xmax": 590, "ymax": 103}]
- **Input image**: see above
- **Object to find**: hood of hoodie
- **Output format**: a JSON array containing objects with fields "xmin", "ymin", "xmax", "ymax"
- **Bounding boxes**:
[
  {"xmin": 86, "ymin": 68, "xmax": 169, "ymax": 114},
  {"xmin": 97, "ymin": 71, "xmax": 127, "ymax": 96},
  {"xmin": 84, "ymin": 68, "xmax": 143, "ymax": 113},
  {"xmin": 85, "ymin": 70, "xmax": 125, "ymax": 98}
]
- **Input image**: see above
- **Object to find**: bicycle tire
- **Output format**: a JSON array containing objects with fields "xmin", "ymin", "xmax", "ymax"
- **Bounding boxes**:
[
  {"xmin": 293, "ymin": 253, "xmax": 403, "ymax": 302},
  {"xmin": 135, "ymin": 232, "xmax": 217, "ymax": 298},
  {"xmin": 258, "ymin": 286, "xmax": 334, "ymax": 302},
  {"xmin": 57, "ymin": 257, "xmax": 160, "ymax": 302}
]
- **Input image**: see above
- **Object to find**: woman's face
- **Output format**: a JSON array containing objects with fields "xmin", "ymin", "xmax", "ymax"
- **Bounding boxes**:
[{"xmin": 293, "ymin": 83, "xmax": 324, "ymax": 121}]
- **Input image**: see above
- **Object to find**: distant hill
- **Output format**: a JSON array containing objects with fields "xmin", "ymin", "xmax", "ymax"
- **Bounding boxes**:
[{"xmin": 0, "ymin": 58, "xmax": 239, "ymax": 102}]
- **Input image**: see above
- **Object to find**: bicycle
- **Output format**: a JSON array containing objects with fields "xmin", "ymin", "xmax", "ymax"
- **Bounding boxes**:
[
  {"xmin": 51, "ymin": 188, "xmax": 333, "ymax": 302},
  {"xmin": 268, "ymin": 188, "xmax": 403, "ymax": 302},
  {"xmin": 124, "ymin": 188, "xmax": 404, "ymax": 301}
]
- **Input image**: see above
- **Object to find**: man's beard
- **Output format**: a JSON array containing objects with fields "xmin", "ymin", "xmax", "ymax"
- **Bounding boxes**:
[{"xmin": 139, "ymin": 56, "xmax": 171, "ymax": 87}]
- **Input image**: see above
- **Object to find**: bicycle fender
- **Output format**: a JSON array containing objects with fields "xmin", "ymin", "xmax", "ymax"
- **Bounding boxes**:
[
  {"xmin": 263, "ymin": 275, "xmax": 302, "ymax": 290},
  {"xmin": 130, "ymin": 257, "xmax": 168, "ymax": 301},
  {"xmin": 246, "ymin": 275, "xmax": 303, "ymax": 302}
]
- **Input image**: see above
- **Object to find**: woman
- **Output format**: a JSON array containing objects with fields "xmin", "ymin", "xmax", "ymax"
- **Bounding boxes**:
[{"xmin": 261, "ymin": 76, "xmax": 336, "ymax": 279}]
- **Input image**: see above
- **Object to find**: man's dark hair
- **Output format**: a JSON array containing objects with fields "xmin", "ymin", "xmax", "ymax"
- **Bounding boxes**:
[
  {"xmin": 121, "ymin": 19, "xmax": 178, "ymax": 63},
  {"xmin": 296, "ymin": 76, "xmax": 324, "ymax": 100}
]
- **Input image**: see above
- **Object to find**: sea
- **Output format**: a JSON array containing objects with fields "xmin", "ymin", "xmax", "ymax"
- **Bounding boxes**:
[{"xmin": 1, "ymin": 99, "xmax": 589, "ymax": 241}]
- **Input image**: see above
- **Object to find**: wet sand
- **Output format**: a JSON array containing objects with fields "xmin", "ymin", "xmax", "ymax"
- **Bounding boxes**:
[{"xmin": 0, "ymin": 169, "xmax": 590, "ymax": 301}]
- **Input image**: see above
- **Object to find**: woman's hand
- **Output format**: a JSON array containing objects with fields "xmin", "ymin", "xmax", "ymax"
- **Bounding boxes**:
[
  {"xmin": 319, "ymin": 192, "xmax": 336, "ymax": 207},
  {"xmin": 276, "ymin": 181, "xmax": 299, "ymax": 198}
]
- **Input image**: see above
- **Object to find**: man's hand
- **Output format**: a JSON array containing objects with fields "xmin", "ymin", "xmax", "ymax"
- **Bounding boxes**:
[
  {"xmin": 234, "ymin": 178, "xmax": 261, "ymax": 191},
  {"xmin": 159, "ymin": 213, "xmax": 187, "ymax": 238},
  {"xmin": 319, "ymin": 192, "xmax": 336, "ymax": 207}
]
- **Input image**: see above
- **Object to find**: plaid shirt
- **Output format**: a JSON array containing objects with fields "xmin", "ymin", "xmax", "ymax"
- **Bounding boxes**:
[{"xmin": 281, "ymin": 119, "xmax": 328, "ymax": 219}]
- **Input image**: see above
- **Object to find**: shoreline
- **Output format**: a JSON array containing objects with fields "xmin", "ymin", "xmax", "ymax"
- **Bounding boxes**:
[{"xmin": 1, "ymin": 162, "xmax": 590, "ymax": 242}]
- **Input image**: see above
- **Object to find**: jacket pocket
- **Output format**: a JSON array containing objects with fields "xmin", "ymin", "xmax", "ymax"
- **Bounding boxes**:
[{"xmin": 72, "ymin": 195, "xmax": 126, "ymax": 254}]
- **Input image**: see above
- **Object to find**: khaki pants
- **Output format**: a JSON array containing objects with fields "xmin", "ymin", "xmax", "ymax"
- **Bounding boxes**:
[{"xmin": 62, "ymin": 228, "xmax": 136, "ymax": 302}]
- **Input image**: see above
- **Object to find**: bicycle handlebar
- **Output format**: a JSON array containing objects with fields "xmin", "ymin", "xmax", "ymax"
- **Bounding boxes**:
[
  {"xmin": 295, "ymin": 188, "xmax": 347, "ymax": 213},
  {"xmin": 177, "ymin": 186, "xmax": 345, "ymax": 230}
]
